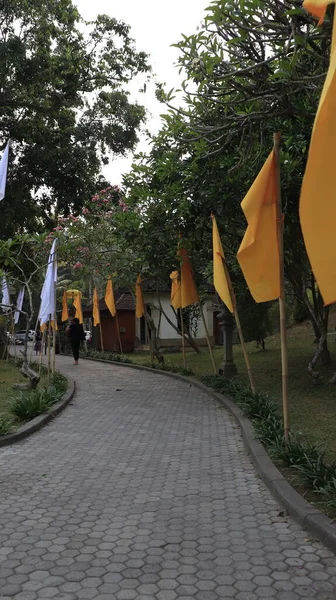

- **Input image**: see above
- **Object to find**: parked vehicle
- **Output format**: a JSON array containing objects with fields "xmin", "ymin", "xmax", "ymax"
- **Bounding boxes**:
[{"xmin": 15, "ymin": 330, "xmax": 34, "ymax": 342}]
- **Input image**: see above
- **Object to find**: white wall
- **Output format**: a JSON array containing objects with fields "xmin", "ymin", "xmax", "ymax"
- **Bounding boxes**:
[{"xmin": 136, "ymin": 292, "xmax": 214, "ymax": 342}]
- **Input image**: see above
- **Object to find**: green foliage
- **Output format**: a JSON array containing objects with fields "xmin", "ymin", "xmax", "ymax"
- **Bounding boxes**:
[
  {"xmin": 0, "ymin": 416, "xmax": 14, "ymax": 435},
  {"xmin": 51, "ymin": 372, "xmax": 68, "ymax": 393},
  {"xmin": 63, "ymin": 347, "xmax": 133, "ymax": 364},
  {"xmin": 0, "ymin": 1, "xmax": 150, "ymax": 238},
  {"xmin": 10, "ymin": 386, "xmax": 62, "ymax": 420},
  {"xmin": 144, "ymin": 362, "xmax": 194, "ymax": 376},
  {"xmin": 296, "ymin": 453, "xmax": 336, "ymax": 491}
]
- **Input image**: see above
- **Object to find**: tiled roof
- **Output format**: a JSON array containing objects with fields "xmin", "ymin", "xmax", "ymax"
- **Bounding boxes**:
[{"xmin": 83, "ymin": 290, "xmax": 135, "ymax": 314}]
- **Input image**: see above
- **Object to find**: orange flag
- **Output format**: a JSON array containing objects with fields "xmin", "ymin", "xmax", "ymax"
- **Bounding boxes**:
[
  {"xmin": 212, "ymin": 215, "xmax": 233, "ymax": 313},
  {"xmin": 179, "ymin": 244, "xmax": 199, "ymax": 309},
  {"xmin": 93, "ymin": 287, "xmax": 100, "ymax": 326},
  {"xmin": 61, "ymin": 291, "xmax": 69, "ymax": 322},
  {"xmin": 135, "ymin": 274, "xmax": 145, "ymax": 318},
  {"xmin": 73, "ymin": 291, "xmax": 83, "ymax": 324},
  {"xmin": 170, "ymin": 271, "xmax": 181, "ymax": 310},
  {"xmin": 300, "ymin": 0, "xmax": 336, "ymax": 305},
  {"xmin": 237, "ymin": 150, "xmax": 280, "ymax": 303},
  {"xmin": 105, "ymin": 278, "xmax": 116, "ymax": 317},
  {"xmin": 303, "ymin": 0, "xmax": 330, "ymax": 24}
]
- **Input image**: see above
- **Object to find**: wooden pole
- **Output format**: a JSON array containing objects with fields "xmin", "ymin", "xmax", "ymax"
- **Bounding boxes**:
[
  {"xmin": 220, "ymin": 255, "xmax": 256, "ymax": 393},
  {"xmin": 99, "ymin": 322, "xmax": 104, "ymax": 352},
  {"xmin": 47, "ymin": 318, "xmax": 51, "ymax": 385},
  {"xmin": 29, "ymin": 318, "xmax": 39, "ymax": 365},
  {"xmin": 114, "ymin": 312, "xmax": 123, "ymax": 354},
  {"xmin": 39, "ymin": 329, "xmax": 46, "ymax": 378},
  {"xmin": 273, "ymin": 132, "xmax": 290, "ymax": 443},
  {"xmin": 180, "ymin": 308, "xmax": 187, "ymax": 368},
  {"xmin": 145, "ymin": 317, "xmax": 154, "ymax": 364},
  {"xmin": 52, "ymin": 246, "xmax": 57, "ymax": 374},
  {"xmin": 199, "ymin": 303, "xmax": 217, "ymax": 374},
  {"xmin": 11, "ymin": 314, "xmax": 16, "ymax": 363},
  {"xmin": 52, "ymin": 324, "xmax": 56, "ymax": 374}
]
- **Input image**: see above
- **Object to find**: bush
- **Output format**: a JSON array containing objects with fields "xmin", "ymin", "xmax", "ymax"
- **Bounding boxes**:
[
  {"xmin": 0, "ymin": 416, "xmax": 14, "ymax": 435},
  {"xmin": 144, "ymin": 361, "xmax": 194, "ymax": 376},
  {"xmin": 63, "ymin": 347, "xmax": 133, "ymax": 364},
  {"xmin": 51, "ymin": 371, "xmax": 68, "ymax": 393},
  {"xmin": 10, "ymin": 386, "xmax": 62, "ymax": 421},
  {"xmin": 296, "ymin": 452, "xmax": 336, "ymax": 490}
]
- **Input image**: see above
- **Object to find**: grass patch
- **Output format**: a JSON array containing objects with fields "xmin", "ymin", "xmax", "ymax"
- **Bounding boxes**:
[{"xmin": 0, "ymin": 360, "xmax": 65, "ymax": 432}]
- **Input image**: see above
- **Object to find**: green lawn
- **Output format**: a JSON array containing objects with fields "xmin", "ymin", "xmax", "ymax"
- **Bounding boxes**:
[
  {"xmin": 0, "ymin": 360, "xmax": 48, "ymax": 425},
  {"xmin": 132, "ymin": 320, "xmax": 336, "ymax": 462}
]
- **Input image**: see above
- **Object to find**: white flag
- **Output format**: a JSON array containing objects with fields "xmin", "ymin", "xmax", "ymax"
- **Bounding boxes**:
[
  {"xmin": 0, "ymin": 142, "xmax": 9, "ymax": 201},
  {"xmin": 14, "ymin": 287, "xmax": 25, "ymax": 324},
  {"xmin": 1, "ymin": 276, "xmax": 11, "ymax": 313},
  {"xmin": 39, "ymin": 239, "xmax": 58, "ymax": 326}
]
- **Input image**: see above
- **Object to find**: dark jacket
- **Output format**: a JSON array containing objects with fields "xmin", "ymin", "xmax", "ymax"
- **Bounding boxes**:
[{"xmin": 68, "ymin": 323, "xmax": 85, "ymax": 343}]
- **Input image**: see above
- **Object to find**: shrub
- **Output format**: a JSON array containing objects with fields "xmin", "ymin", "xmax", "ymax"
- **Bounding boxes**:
[
  {"xmin": 267, "ymin": 433, "xmax": 320, "ymax": 468},
  {"xmin": 0, "ymin": 416, "xmax": 14, "ymax": 435},
  {"xmin": 295, "ymin": 452, "xmax": 336, "ymax": 490},
  {"xmin": 10, "ymin": 386, "xmax": 61, "ymax": 421},
  {"xmin": 144, "ymin": 361, "xmax": 194, "ymax": 376},
  {"xmin": 72, "ymin": 347, "xmax": 133, "ymax": 364},
  {"xmin": 51, "ymin": 371, "xmax": 68, "ymax": 393}
]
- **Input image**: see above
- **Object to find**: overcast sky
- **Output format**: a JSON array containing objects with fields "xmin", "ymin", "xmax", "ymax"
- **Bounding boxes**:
[{"xmin": 75, "ymin": 0, "xmax": 208, "ymax": 183}]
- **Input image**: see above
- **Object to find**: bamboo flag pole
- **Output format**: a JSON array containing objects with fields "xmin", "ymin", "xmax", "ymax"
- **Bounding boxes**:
[
  {"xmin": 115, "ymin": 312, "xmax": 123, "ymax": 354},
  {"xmin": 13, "ymin": 317, "xmax": 17, "ymax": 364},
  {"xmin": 199, "ymin": 304, "xmax": 217, "ymax": 374},
  {"xmin": 47, "ymin": 317, "xmax": 51, "ymax": 384},
  {"xmin": 221, "ymin": 258, "xmax": 256, "ymax": 393},
  {"xmin": 273, "ymin": 132, "xmax": 290, "ymax": 443},
  {"xmin": 39, "ymin": 329, "xmax": 46, "ymax": 377},
  {"xmin": 52, "ymin": 246, "xmax": 57, "ymax": 374},
  {"xmin": 180, "ymin": 308, "xmax": 187, "ymax": 368},
  {"xmin": 11, "ymin": 314, "xmax": 15, "ymax": 363},
  {"xmin": 99, "ymin": 322, "xmax": 104, "ymax": 352},
  {"xmin": 52, "ymin": 324, "xmax": 56, "ymax": 374},
  {"xmin": 29, "ymin": 318, "xmax": 39, "ymax": 365}
]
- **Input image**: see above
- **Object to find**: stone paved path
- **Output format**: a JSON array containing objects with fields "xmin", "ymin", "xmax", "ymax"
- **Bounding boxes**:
[{"xmin": 0, "ymin": 356, "xmax": 336, "ymax": 600}]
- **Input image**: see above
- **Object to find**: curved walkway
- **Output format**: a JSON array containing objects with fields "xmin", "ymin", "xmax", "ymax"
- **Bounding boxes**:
[{"xmin": 0, "ymin": 356, "xmax": 335, "ymax": 600}]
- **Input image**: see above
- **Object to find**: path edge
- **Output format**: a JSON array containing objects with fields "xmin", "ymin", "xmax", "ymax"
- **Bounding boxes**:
[
  {"xmin": 87, "ymin": 357, "xmax": 336, "ymax": 553},
  {"xmin": 0, "ymin": 377, "xmax": 76, "ymax": 448}
]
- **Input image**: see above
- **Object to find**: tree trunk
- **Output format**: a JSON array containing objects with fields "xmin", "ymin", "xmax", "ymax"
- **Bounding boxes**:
[
  {"xmin": 155, "ymin": 298, "xmax": 200, "ymax": 354},
  {"xmin": 0, "ymin": 321, "xmax": 8, "ymax": 359},
  {"xmin": 13, "ymin": 361, "xmax": 40, "ymax": 390},
  {"xmin": 12, "ymin": 283, "xmax": 40, "ymax": 389},
  {"xmin": 143, "ymin": 311, "xmax": 164, "ymax": 365}
]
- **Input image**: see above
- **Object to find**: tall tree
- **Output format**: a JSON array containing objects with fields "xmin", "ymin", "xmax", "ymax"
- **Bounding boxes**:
[{"xmin": 0, "ymin": 0, "xmax": 150, "ymax": 237}]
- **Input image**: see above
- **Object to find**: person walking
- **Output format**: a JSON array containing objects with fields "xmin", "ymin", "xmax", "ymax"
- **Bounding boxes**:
[
  {"xmin": 66, "ymin": 318, "xmax": 85, "ymax": 365},
  {"xmin": 34, "ymin": 331, "xmax": 42, "ymax": 355}
]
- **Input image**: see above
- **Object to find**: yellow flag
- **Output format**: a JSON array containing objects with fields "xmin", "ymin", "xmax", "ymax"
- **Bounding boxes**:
[
  {"xmin": 212, "ymin": 216, "xmax": 233, "ymax": 313},
  {"xmin": 105, "ymin": 278, "xmax": 116, "ymax": 317},
  {"xmin": 73, "ymin": 291, "xmax": 83, "ymax": 324},
  {"xmin": 300, "ymin": 2, "xmax": 336, "ymax": 306},
  {"xmin": 61, "ymin": 291, "xmax": 69, "ymax": 322},
  {"xmin": 179, "ymin": 245, "xmax": 199, "ymax": 309},
  {"xmin": 41, "ymin": 320, "xmax": 57, "ymax": 331},
  {"xmin": 170, "ymin": 271, "xmax": 182, "ymax": 310},
  {"xmin": 237, "ymin": 150, "xmax": 280, "ymax": 303},
  {"xmin": 135, "ymin": 274, "xmax": 145, "ymax": 318},
  {"xmin": 93, "ymin": 287, "xmax": 100, "ymax": 326}
]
